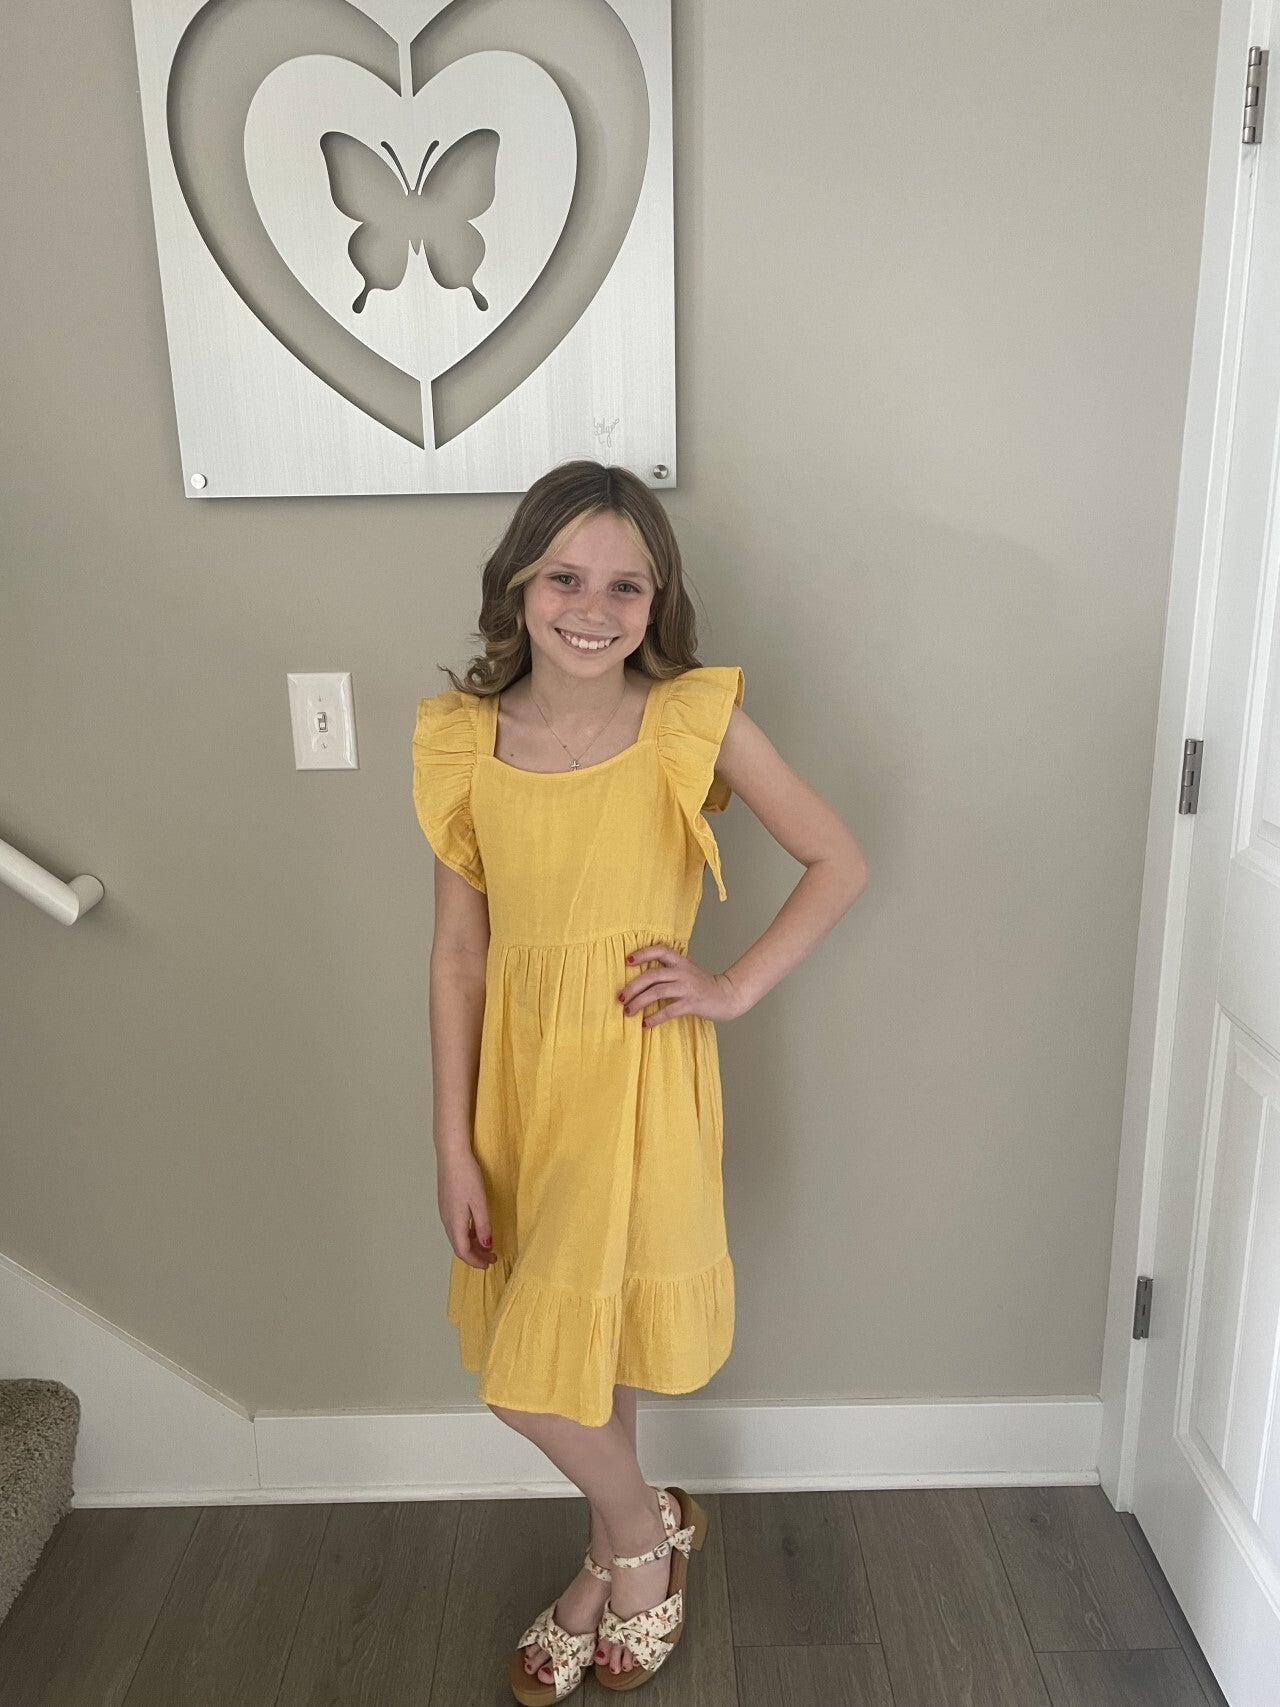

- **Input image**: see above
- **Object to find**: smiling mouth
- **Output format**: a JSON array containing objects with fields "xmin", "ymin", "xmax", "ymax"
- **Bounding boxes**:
[{"xmin": 555, "ymin": 627, "xmax": 618, "ymax": 651}]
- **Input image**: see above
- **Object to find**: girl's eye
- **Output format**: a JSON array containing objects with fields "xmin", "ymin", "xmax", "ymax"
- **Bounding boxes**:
[{"xmin": 551, "ymin": 573, "xmax": 643, "ymax": 595}]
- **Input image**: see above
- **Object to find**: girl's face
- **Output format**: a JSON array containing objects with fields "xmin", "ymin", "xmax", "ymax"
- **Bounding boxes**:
[{"xmin": 523, "ymin": 510, "xmax": 655, "ymax": 675}]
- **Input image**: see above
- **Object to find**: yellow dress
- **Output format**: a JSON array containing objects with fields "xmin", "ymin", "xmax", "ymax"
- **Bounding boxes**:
[{"xmin": 412, "ymin": 664, "xmax": 745, "ymax": 1426}]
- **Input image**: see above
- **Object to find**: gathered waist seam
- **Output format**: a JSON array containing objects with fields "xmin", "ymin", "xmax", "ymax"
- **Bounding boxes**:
[{"xmin": 489, "ymin": 925, "xmax": 692, "ymax": 951}]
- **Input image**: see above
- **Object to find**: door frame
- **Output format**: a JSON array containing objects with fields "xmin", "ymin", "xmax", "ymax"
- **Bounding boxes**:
[{"xmin": 1100, "ymin": 0, "xmax": 1268, "ymax": 1510}]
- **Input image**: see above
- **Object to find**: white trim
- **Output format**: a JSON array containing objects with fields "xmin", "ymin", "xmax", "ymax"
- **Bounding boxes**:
[
  {"xmin": 1, "ymin": 1250, "xmax": 1101, "ymax": 1506},
  {"xmin": 1099, "ymin": 0, "xmax": 1266, "ymax": 1511}
]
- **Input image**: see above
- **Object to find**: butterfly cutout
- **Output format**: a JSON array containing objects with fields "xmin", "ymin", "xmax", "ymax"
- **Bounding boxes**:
[{"xmin": 319, "ymin": 129, "xmax": 500, "ymax": 314}]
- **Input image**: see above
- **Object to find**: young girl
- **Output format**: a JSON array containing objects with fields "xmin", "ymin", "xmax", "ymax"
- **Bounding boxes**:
[{"xmin": 412, "ymin": 459, "xmax": 868, "ymax": 1701}]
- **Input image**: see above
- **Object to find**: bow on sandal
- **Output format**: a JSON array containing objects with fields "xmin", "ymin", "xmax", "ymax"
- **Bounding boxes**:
[
  {"xmin": 595, "ymin": 1485, "xmax": 709, "ymax": 1692},
  {"xmin": 509, "ymin": 1548, "xmax": 613, "ymax": 1705}
]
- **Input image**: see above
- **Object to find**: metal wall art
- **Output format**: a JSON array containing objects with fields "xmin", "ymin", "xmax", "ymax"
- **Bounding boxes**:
[{"xmin": 129, "ymin": 0, "xmax": 675, "ymax": 496}]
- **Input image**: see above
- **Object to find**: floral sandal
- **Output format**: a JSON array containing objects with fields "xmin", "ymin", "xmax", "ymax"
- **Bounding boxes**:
[
  {"xmin": 509, "ymin": 1547, "xmax": 613, "ymax": 1704},
  {"xmin": 594, "ymin": 1486, "xmax": 709, "ymax": 1692}
]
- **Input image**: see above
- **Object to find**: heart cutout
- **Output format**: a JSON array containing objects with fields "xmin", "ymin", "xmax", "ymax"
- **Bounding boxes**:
[
  {"xmin": 166, "ymin": 0, "xmax": 650, "ymax": 450},
  {"xmin": 244, "ymin": 49, "xmax": 575, "ymax": 393}
]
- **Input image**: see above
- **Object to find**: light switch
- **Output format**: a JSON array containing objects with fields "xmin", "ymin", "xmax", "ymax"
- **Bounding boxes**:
[{"xmin": 287, "ymin": 672, "xmax": 357, "ymax": 770}]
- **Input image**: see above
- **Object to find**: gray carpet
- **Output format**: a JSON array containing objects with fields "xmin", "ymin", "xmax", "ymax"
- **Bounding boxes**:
[{"xmin": 0, "ymin": 1379, "xmax": 79, "ymax": 1625}]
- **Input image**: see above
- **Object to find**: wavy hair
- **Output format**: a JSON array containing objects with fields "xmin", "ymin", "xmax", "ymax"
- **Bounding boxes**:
[{"xmin": 438, "ymin": 459, "xmax": 707, "ymax": 695}]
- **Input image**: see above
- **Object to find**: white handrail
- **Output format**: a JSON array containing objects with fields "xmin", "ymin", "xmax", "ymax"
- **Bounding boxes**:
[{"xmin": 0, "ymin": 836, "xmax": 104, "ymax": 924}]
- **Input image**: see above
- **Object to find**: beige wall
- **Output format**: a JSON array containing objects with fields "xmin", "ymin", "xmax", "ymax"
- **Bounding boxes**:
[{"xmin": 0, "ymin": 1, "xmax": 1218, "ymax": 1416}]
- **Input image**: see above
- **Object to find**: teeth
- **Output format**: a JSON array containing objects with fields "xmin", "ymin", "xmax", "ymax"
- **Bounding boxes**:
[{"xmin": 556, "ymin": 629, "xmax": 616, "ymax": 651}]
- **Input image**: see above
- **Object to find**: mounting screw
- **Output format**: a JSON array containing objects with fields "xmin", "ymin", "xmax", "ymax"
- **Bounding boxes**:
[
  {"xmin": 651, "ymin": 464, "xmax": 669, "ymax": 479},
  {"xmin": 189, "ymin": 472, "xmax": 207, "ymax": 490}
]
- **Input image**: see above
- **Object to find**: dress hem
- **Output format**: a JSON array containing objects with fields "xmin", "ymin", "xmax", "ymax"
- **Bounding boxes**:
[
  {"xmin": 467, "ymin": 1342, "xmax": 735, "ymax": 1426},
  {"xmin": 446, "ymin": 1250, "xmax": 735, "ymax": 1428}
]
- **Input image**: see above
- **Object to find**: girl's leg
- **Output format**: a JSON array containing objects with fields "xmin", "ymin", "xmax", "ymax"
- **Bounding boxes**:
[
  {"xmin": 493, "ymin": 1384, "xmax": 677, "ymax": 1679},
  {"xmin": 589, "ymin": 1383, "xmax": 636, "ymax": 1565},
  {"xmin": 506, "ymin": 1384, "xmax": 635, "ymax": 1686}
]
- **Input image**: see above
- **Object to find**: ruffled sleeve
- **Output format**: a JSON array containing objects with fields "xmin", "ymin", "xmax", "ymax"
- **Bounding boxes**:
[
  {"xmin": 411, "ymin": 691, "xmax": 487, "ymax": 893},
  {"xmin": 655, "ymin": 665, "xmax": 745, "ymax": 902}
]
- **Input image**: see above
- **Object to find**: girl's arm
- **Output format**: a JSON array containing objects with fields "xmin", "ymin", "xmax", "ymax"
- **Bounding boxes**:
[
  {"xmin": 711, "ymin": 703, "xmax": 870, "ymax": 1017},
  {"xmin": 429, "ymin": 861, "xmax": 490, "ymax": 1159}
]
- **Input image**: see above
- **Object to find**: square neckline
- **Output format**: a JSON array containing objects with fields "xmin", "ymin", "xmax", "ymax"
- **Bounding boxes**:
[{"xmin": 480, "ymin": 674, "xmax": 664, "ymax": 778}]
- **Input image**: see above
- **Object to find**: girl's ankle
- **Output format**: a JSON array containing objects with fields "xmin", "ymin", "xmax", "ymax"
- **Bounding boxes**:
[{"xmin": 608, "ymin": 1487, "xmax": 670, "ymax": 1556}]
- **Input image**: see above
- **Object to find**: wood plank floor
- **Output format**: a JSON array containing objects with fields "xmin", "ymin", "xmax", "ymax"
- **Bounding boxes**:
[{"xmin": 0, "ymin": 1486, "xmax": 1230, "ymax": 1706}]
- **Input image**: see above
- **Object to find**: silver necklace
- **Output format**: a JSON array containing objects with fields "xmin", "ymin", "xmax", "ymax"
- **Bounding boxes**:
[{"xmin": 530, "ymin": 679, "xmax": 629, "ymax": 769}]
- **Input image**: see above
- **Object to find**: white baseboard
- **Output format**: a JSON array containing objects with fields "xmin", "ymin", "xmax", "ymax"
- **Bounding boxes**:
[{"xmin": 0, "ymin": 1249, "xmax": 1103, "ymax": 1507}]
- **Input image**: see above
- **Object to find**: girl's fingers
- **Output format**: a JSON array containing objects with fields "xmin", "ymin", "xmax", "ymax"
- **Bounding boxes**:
[
  {"xmin": 468, "ymin": 1220, "xmax": 496, "ymax": 1264},
  {"xmin": 621, "ymin": 980, "xmax": 680, "ymax": 1015},
  {"xmin": 620, "ymin": 945, "xmax": 689, "ymax": 1010},
  {"xmin": 643, "ymin": 1002, "xmax": 685, "ymax": 1025},
  {"xmin": 455, "ymin": 1215, "xmax": 496, "ymax": 1267},
  {"xmin": 625, "ymin": 945, "xmax": 681, "ymax": 974}
]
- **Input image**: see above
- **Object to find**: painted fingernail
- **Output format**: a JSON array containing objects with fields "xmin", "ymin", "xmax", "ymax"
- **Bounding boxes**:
[{"xmin": 481, "ymin": 1234, "xmax": 491, "ymax": 1246}]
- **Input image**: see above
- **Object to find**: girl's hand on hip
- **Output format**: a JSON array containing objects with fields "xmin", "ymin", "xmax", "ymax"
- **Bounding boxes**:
[{"xmin": 619, "ymin": 944, "xmax": 745, "ymax": 1025}]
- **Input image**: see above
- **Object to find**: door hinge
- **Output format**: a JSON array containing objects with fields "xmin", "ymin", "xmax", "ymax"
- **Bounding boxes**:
[
  {"xmin": 1179, "ymin": 737, "xmax": 1202, "ymax": 814},
  {"xmin": 1244, "ymin": 46, "xmax": 1268, "ymax": 145},
  {"xmin": 1133, "ymin": 1275, "xmax": 1153, "ymax": 1340}
]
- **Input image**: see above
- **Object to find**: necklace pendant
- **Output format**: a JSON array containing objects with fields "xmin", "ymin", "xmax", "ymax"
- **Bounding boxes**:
[{"xmin": 570, "ymin": 758, "xmax": 579, "ymax": 769}]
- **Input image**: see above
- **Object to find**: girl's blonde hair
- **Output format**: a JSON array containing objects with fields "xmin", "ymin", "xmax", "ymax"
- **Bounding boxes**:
[{"xmin": 439, "ymin": 459, "xmax": 707, "ymax": 695}]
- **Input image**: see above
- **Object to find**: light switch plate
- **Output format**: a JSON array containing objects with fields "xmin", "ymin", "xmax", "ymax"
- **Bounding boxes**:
[{"xmin": 287, "ymin": 672, "xmax": 357, "ymax": 769}]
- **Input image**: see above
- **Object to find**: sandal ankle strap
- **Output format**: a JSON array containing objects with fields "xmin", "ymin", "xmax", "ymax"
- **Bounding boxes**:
[
  {"xmin": 609, "ymin": 1487, "xmax": 696, "ymax": 1569},
  {"xmin": 583, "ymin": 1547, "xmax": 612, "ymax": 1582}
]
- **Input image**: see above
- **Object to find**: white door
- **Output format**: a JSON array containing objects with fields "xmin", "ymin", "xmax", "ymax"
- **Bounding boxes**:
[{"xmin": 1133, "ymin": 21, "xmax": 1280, "ymax": 1705}]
